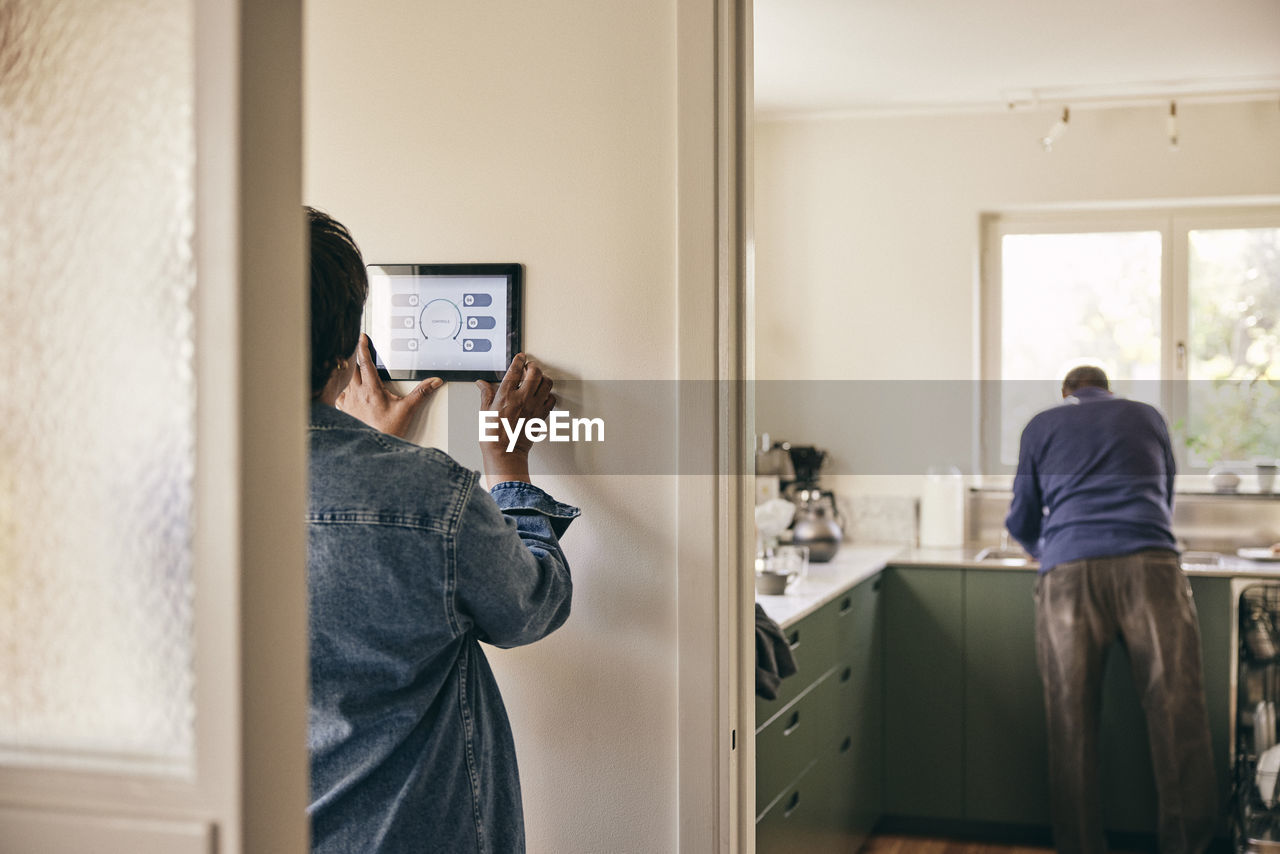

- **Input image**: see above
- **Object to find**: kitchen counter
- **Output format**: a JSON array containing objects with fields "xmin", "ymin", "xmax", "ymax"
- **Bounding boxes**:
[
  {"xmin": 758, "ymin": 543, "xmax": 1280, "ymax": 627},
  {"xmin": 755, "ymin": 545, "xmax": 900, "ymax": 627},
  {"xmin": 755, "ymin": 536, "xmax": 1255, "ymax": 843},
  {"xmin": 890, "ymin": 545, "xmax": 1280, "ymax": 577}
]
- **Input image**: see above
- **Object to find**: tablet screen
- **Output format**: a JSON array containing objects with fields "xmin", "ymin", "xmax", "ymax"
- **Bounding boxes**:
[{"xmin": 364, "ymin": 264, "xmax": 522, "ymax": 381}]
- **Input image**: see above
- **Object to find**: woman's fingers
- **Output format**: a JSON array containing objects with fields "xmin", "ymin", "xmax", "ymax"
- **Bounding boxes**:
[{"xmin": 355, "ymin": 334, "xmax": 380, "ymax": 387}]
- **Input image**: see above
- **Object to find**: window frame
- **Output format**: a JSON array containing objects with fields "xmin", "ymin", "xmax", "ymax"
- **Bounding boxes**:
[{"xmin": 980, "ymin": 202, "xmax": 1280, "ymax": 476}]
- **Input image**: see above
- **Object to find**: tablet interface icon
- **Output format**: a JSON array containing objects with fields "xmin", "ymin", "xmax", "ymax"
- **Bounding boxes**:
[{"xmin": 420, "ymin": 298, "xmax": 463, "ymax": 340}]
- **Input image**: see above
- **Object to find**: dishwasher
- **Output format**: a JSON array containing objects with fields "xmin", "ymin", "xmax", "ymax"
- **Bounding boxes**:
[{"xmin": 1233, "ymin": 579, "xmax": 1280, "ymax": 852}]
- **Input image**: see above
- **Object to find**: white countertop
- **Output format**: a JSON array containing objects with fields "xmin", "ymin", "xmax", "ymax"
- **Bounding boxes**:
[
  {"xmin": 757, "ymin": 543, "xmax": 1280, "ymax": 628},
  {"xmin": 755, "ymin": 545, "xmax": 901, "ymax": 627},
  {"xmin": 889, "ymin": 545, "xmax": 1280, "ymax": 578}
]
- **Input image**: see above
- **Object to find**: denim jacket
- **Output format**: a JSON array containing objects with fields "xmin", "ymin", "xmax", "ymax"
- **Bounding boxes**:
[{"xmin": 307, "ymin": 402, "xmax": 578, "ymax": 854}]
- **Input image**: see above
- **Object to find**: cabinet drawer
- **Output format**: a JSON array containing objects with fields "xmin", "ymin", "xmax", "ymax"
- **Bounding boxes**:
[
  {"xmin": 758, "ymin": 742, "xmax": 867, "ymax": 854},
  {"xmin": 756, "ymin": 760, "xmax": 828, "ymax": 854},
  {"xmin": 834, "ymin": 572, "xmax": 881, "ymax": 649},
  {"xmin": 831, "ymin": 587, "xmax": 857, "ymax": 648},
  {"xmin": 831, "ymin": 659, "xmax": 859, "ymax": 750},
  {"xmin": 756, "ymin": 596, "xmax": 841, "ymax": 723},
  {"xmin": 757, "ymin": 668, "xmax": 838, "ymax": 814}
]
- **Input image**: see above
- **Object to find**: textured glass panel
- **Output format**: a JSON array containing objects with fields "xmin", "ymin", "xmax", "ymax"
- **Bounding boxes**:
[{"xmin": 0, "ymin": 0, "xmax": 196, "ymax": 772}]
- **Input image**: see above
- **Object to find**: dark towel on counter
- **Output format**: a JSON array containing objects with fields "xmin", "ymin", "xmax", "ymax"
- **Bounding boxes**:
[{"xmin": 755, "ymin": 603, "xmax": 798, "ymax": 700}]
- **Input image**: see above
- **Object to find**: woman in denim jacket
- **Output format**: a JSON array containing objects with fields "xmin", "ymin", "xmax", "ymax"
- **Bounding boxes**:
[{"xmin": 304, "ymin": 207, "xmax": 578, "ymax": 854}]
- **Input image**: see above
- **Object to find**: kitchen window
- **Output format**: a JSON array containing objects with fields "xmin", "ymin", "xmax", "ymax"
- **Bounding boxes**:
[{"xmin": 981, "ymin": 206, "xmax": 1280, "ymax": 472}]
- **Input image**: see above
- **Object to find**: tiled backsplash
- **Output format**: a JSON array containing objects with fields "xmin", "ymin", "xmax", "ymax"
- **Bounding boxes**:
[{"xmin": 841, "ymin": 494, "xmax": 919, "ymax": 545}]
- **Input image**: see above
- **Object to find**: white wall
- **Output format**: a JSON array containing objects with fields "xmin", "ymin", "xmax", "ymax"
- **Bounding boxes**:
[
  {"xmin": 754, "ymin": 102, "xmax": 1280, "ymax": 500},
  {"xmin": 755, "ymin": 101, "xmax": 1280, "ymax": 382},
  {"xmin": 305, "ymin": 3, "xmax": 679, "ymax": 852}
]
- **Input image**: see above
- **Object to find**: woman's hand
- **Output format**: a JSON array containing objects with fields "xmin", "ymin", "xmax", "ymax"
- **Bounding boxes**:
[
  {"xmin": 475, "ymin": 354, "xmax": 555, "ymax": 486},
  {"xmin": 337, "ymin": 334, "xmax": 442, "ymax": 438}
]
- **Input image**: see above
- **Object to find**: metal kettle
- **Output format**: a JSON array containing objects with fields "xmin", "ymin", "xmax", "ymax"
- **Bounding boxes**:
[{"xmin": 791, "ymin": 489, "xmax": 843, "ymax": 563}]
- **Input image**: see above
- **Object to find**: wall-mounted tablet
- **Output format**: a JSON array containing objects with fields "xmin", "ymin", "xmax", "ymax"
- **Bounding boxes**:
[{"xmin": 363, "ymin": 263, "xmax": 522, "ymax": 382}]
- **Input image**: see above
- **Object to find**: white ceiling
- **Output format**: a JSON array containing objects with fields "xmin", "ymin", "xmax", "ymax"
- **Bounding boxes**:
[{"xmin": 754, "ymin": 0, "xmax": 1280, "ymax": 117}]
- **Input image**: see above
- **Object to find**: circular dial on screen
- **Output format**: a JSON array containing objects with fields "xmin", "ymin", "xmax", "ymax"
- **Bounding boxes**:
[{"xmin": 420, "ymin": 298, "xmax": 462, "ymax": 340}]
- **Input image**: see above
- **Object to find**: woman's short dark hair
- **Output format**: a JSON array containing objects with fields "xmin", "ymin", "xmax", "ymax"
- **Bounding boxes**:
[{"xmin": 308, "ymin": 206, "xmax": 368, "ymax": 395}]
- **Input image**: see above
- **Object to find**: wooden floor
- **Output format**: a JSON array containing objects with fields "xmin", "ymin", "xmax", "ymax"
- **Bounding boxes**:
[
  {"xmin": 862, "ymin": 835, "xmax": 1145, "ymax": 854},
  {"xmin": 862, "ymin": 836, "xmax": 1053, "ymax": 854}
]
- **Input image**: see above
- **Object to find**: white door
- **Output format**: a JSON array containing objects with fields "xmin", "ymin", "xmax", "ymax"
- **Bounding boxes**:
[{"xmin": 0, "ymin": 2, "xmax": 308, "ymax": 852}]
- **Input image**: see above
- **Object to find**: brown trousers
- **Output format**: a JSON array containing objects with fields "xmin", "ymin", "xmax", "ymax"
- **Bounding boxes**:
[{"xmin": 1035, "ymin": 549, "xmax": 1217, "ymax": 854}]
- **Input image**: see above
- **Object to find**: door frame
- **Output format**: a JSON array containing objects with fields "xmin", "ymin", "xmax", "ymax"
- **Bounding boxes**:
[
  {"xmin": 676, "ymin": 0, "xmax": 755, "ymax": 851},
  {"xmin": 0, "ymin": 2, "xmax": 309, "ymax": 852},
  {"xmin": 3, "ymin": 0, "xmax": 755, "ymax": 849}
]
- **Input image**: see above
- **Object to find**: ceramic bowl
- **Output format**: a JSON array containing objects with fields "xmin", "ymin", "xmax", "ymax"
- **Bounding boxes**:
[
  {"xmin": 1209, "ymin": 467, "xmax": 1241, "ymax": 493},
  {"xmin": 755, "ymin": 570, "xmax": 794, "ymax": 596}
]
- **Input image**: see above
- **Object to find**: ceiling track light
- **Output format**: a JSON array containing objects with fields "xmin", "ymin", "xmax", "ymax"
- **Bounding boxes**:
[
  {"xmin": 1041, "ymin": 106, "xmax": 1069, "ymax": 152},
  {"xmin": 1167, "ymin": 101, "xmax": 1179, "ymax": 151}
]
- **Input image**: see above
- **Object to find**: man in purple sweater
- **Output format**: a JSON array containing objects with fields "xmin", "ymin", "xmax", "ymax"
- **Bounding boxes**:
[{"xmin": 1006, "ymin": 365, "xmax": 1216, "ymax": 854}]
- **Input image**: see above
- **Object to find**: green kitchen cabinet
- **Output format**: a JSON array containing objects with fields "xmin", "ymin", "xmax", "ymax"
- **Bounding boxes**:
[
  {"xmin": 758, "ymin": 745, "xmax": 866, "ymax": 854},
  {"xmin": 887, "ymin": 565, "xmax": 1232, "ymax": 838},
  {"xmin": 757, "ymin": 572, "xmax": 885, "ymax": 854},
  {"xmin": 883, "ymin": 567, "xmax": 965, "ymax": 820},
  {"xmin": 757, "ymin": 759, "xmax": 828, "ymax": 854},
  {"xmin": 831, "ymin": 575, "xmax": 884, "ymax": 850},
  {"xmin": 956, "ymin": 565, "xmax": 1159, "ymax": 830},
  {"xmin": 761, "ymin": 564, "xmax": 1232, "ymax": 847},
  {"xmin": 1193, "ymin": 576, "xmax": 1233, "ymax": 835},
  {"xmin": 757, "ymin": 596, "xmax": 842, "ymax": 818},
  {"xmin": 757, "ymin": 670, "xmax": 839, "ymax": 817},
  {"xmin": 963, "ymin": 569, "xmax": 1049, "ymax": 825},
  {"xmin": 756, "ymin": 597, "xmax": 840, "ymax": 738}
]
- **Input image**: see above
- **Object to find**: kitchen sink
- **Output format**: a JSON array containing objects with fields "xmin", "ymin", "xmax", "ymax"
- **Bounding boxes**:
[
  {"xmin": 974, "ymin": 547, "xmax": 1032, "ymax": 567},
  {"xmin": 1180, "ymin": 551, "xmax": 1223, "ymax": 569}
]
